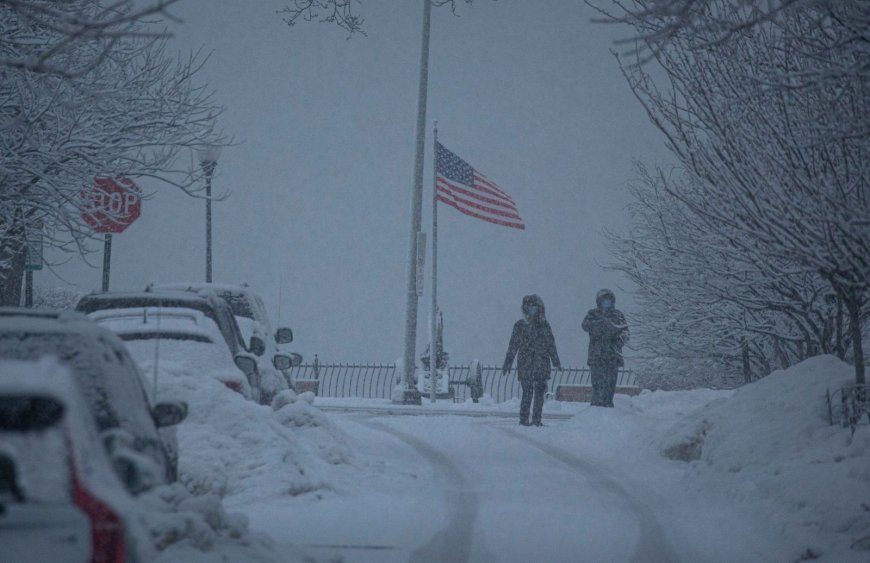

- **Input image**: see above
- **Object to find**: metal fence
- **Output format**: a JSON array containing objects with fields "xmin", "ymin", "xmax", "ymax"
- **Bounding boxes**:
[{"xmin": 287, "ymin": 362, "xmax": 637, "ymax": 403}]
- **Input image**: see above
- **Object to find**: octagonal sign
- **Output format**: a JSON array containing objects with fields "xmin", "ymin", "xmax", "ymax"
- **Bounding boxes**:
[{"xmin": 81, "ymin": 177, "xmax": 142, "ymax": 234}]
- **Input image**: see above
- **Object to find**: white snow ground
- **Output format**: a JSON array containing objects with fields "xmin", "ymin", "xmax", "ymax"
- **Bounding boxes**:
[{"xmin": 147, "ymin": 355, "xmax": 869, "ymax": 561}]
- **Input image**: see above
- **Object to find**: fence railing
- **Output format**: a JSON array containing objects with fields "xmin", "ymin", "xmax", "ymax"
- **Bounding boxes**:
[{"xmin": 287, "ymin": 362, "xmax": 637, "ymax": 403}]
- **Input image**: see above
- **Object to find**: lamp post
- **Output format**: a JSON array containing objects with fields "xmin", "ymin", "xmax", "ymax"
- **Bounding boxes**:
[{"xmin": 197, "ymin": 145, "xmax": 221, "ymax": 283}]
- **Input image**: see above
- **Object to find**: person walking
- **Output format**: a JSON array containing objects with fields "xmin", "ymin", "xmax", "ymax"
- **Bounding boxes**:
[
  {"xmin": 502, "ymin": 295, "xmax": 561, "ymax": 426},
  {"xmin": 582, "ymin": 289, "xmax": 629, "ymax": 407}
]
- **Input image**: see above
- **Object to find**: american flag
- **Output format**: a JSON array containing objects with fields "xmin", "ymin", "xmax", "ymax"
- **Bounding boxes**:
[{"xmin": 435, "ymin": 142, "xmax": 525, "ymax": 230}]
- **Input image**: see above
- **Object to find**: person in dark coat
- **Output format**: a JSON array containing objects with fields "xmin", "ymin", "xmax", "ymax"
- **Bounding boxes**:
[
  {"xmin": 502, "ymin": 295, "xmax": 561, "ymax": 426},
  {"xmin": 582, "ymin": 289, "xmax": 629, "ymax": 407}
]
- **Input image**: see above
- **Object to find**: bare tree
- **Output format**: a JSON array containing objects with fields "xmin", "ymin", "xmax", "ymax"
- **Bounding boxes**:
[
  {"xmin": 1, "ymin": 1, "xmax": 224, "ymax": 305},
  {"xmin": 607, "ymin": 164, "xmax": 855, "ymax": 389},
  {"xmin": 278, "ymin": 0, "xmax": 478, "ymax": 35},
  {"xmin": 0, "ymin": 0, "xmax": 183, "ymax": 76},
  {"xmin": 611, "ymin": 0, "xmax": 869, "ymax": 385}
]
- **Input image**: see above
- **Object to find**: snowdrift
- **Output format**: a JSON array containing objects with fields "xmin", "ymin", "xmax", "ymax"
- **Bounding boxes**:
[{"xmin": 662, "ymin": 355, "xmax": 870, "ymax": 560}]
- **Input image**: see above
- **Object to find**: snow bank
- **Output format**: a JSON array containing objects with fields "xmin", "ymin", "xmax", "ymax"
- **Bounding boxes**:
[
  {"xmin": 662, "ymin": 356, "xmax": 870, "ymax": 560},
  {"xmin": 154, "ymin": 370, "xmax": 352, "ymax": 505},
  {"xmin": 139, "ymin": 484, "xmax": 279, "ymax": 563}
]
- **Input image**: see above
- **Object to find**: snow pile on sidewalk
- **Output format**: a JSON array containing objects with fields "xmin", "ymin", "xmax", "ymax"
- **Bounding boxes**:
[
  {"xmin": 154, "ymin": 365, "xmax": 352, "ymax": 505},
  {"xmin": 661, "ymin": 355, "xmax": 870, "ymax": 560},
  {"xmin": 542, "ymin": 356, "xmax": 868, "ymax": 560},
  {"xmin": 138, "ymin": 484, "xmax": 279, "ymax": 563}
]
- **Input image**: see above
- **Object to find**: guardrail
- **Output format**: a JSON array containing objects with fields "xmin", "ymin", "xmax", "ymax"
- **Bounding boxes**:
[{"xmin": 287, "ymin": 362, "xmax": 637, "ymax": 403}]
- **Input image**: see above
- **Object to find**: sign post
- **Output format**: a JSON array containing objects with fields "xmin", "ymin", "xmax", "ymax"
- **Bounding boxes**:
[
  {"xmin": 24, "ymin": 219, "xmax": 44, "ymax": 307},
  {"xmin": 81, "ymin": 178, "xmax": 142, "ymax": 292}
]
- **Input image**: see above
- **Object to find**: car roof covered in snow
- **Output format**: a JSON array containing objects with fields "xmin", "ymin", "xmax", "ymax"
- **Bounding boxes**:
[
  {"xmin": 76, "ymin": 290, "xmax": 214, "ymax": 311},
  {"xmin": 0, "ymin": 307, "xmax": 113, "ymax": 335},
  {"xmin": 88, "ymin": 306, "xmax": 219, "ymax": 343},
  {"xmin": 150, "ymin": 282, "xmax": 269, "ymax": 324},
  {"xmin": 77, "ymin": 290, "xmax": 247, "ymax": 355}
]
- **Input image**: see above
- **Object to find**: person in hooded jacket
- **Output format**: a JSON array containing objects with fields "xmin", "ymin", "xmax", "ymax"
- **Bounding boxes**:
[
  {"xmin": 582, "ymin": 289, "xmax": 629, "ymax": 407},
  {"xmin": 502, "ymin": 295, "xmax": 561, "ymax": 426}
]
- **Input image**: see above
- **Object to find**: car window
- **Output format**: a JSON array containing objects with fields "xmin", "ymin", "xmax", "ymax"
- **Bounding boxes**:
[
  {"xmin": 215, "ymin": 291, "xmax": 256, "ymax": 320},
  {"xmin": 209, "ymin": 298, "xmax": 246, "ymax": 353}
]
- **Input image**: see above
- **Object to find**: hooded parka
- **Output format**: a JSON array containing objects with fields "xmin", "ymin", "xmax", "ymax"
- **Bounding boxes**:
[
  {"xmin": 503, "ymin": 295, "xmax": 561, "ymax": 381},
  {"xmin": 581, "ymin": 289, "xmax": 629, "ymax": 367}
]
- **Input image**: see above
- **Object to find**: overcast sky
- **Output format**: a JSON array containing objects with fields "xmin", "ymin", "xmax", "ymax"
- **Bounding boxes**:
[{"xmin": 43, "ymin": 0, "xmax": 672, "ymax": 366}]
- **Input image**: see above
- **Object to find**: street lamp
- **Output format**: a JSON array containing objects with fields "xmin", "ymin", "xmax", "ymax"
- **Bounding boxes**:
[{"xmin": 196, "ymin": 145, "xmax": 221, "ymax": 283}]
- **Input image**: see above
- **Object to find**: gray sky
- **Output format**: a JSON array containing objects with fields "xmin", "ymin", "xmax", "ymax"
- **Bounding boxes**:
[{"xmin": 44, "ymin": 0, "xmax": 672, "ymax": 366}]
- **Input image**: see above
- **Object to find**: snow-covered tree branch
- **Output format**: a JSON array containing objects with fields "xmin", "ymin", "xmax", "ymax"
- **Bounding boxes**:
[
  {"xmin": 608, "ymin": 0, "xmax": 869, "ymax": 386},
  {"xmin": 0, "ymin": 0, "xmax": 224, "ymax": 305}
]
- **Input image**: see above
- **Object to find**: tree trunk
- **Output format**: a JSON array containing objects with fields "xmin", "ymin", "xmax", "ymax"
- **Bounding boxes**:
[
  {"xmin": 741, "ymin": 338, "xmax": 752, "ymax": 384},
  {"xmin": 835, "ymin": 297, "xmax": 846, "ymax": 360},
  {"xmin": 0, "ymin": 235, "xmax": 26, "ymax": 306},
  {"xmin": 846, "ymin": 294, "xmax": 866, "ymax": 385}
]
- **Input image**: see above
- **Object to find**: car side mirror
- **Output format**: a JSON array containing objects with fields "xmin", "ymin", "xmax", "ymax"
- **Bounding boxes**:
[
  {"xmin": 101, "ymin": 428, "xmax": 135, "ymax": 455},
  {"xmin": 249, "ymin": 336, "xmax": 266, "ymax": 356},
  {"xmin": 110, "ymin": 449, "xmax": 159, "ymax": 495},
  {"xmin": 151, "ymin": 401, "xmax": 187, "ymax": 428},
  {"xmin": 275, "ymin": 327, "xmax": 293, "ymax": 344},
  {"xmin": 273, "ymin": 354, "xmax": 292, "ymax": 371},
  {"xmin": 234, "ymin": 354, "xmax": 257, "ymax": 376},
  {"xmin": 273, "ymin": 353, "xmax": 302, "ymax": 370}
]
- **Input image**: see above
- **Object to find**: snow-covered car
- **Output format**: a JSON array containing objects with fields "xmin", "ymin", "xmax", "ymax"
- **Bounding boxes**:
[
  {"xmin": 0, "ymin": 358, "xmax": 151, "ymax": 563},
  {"xmin": 76, "ymin": 290, "xmax": 285, "ymax": 404},
  {"xmin": 149, "ymin": 283, "xmax": 301, "ymax": 393},
  {"xmin": 0, "ymin": 309, "xmax": 184, "ymax": 490},
  {"xmin": 88, "ymin": 305, "xmax": 254, "ymax": 399}
]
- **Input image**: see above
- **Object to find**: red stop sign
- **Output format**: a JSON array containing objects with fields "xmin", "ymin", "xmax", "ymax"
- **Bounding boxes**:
[{"xmin": 81, "ymin": 177, "xmax": 142, "ymax": 234}]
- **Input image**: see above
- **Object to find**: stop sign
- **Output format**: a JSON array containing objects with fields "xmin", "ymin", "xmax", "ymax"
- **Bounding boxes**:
[{"xmin": 81, "ymin": 177, "xmax": 142, "ymax": 234}]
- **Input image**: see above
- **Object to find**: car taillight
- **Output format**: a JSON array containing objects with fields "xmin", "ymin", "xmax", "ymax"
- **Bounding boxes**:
[
  {"xmin": 72, "ymin": 474, "xmax": 126, "ymax": 563},
  {"xmin": 65, "ymin": 432, "xmax": 126, "ymax": 563},
  {"xmin": 223, "ymin": 380, "xmax": 243, "ymax": 394}
]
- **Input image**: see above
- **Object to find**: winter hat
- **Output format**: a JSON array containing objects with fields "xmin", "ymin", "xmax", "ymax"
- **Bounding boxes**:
[{"xmin": 596, "ymin": 289, "xmax": 615, "ymax": 307}]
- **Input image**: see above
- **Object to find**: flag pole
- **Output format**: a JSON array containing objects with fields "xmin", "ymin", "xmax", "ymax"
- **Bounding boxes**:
[
  {"xmin": 399, "ymin": 0, "xmax": 432, "ymax": 404},
  {"xmin": 430, "ymin": 122, "xmax": 439, "ymax": 404}
]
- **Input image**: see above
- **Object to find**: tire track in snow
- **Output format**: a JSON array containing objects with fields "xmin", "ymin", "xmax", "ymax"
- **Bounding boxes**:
[
  {"xmin": 355, "ymin": 417, "xmax": 496, "ymax": 563},
  {"xmin": 498, "ymin": 426, "xmax": 680, "ymax": 563}
]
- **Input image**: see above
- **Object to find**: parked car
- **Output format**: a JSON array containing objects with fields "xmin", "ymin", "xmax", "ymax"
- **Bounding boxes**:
[
  {"xmin": 150, "ymin": 282, "xmax": 302, "ymax": 386},
  {"xmin": 76, "ymin": 290, "xmax": 289, "ymax": 404},
  {"xmin": 0, "ymin": 358, "xmax": 151, "ymax": 563},
  {"xmin": 88, "ymin": 305, "xmax": 254, "ymax": 399},
  {"xmin": 0, "ymin": 308, "xmax": 184, "ymax": 490}
]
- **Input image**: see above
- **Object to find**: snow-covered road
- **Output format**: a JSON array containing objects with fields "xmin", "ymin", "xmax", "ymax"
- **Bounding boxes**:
[
  {"xmin": 173, "ymin": 357, "xmax": 869, "ymax": 562},
  {"xmin": 232, "ymin": 412, "xmax": 684, "ymax": 563}
]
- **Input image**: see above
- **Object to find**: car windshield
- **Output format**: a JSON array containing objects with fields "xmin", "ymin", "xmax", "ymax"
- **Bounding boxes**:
[
  {"xmin": 123, "ymin": 338, "xmax": 239, "ymax": 390},
  {"xmin": 215, "ymin": 291, "xmax": 257, "ymax": 320}
]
